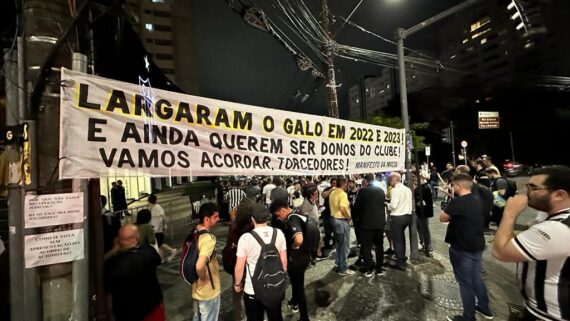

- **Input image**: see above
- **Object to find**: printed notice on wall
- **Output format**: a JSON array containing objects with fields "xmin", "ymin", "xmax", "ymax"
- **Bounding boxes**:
[
  {"xmin": 25, "ymin": 229, "xmax": 84, "ymax": 268},
  {"xmin": 25, "ymin": 193, "xmax": 83, "ymax": 228}
]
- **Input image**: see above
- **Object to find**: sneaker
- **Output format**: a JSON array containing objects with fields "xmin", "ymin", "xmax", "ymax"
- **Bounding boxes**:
[
  {"xmin": 287, "ymin": 301, "xmax": 299, "ymax": 313},
  {"xmin": 476, "ymin": 307, "xmax": 494, "ymax": 320},
  {"xmin": 375, "ymin": 269, "xmax": 385, "ymax": 276},
  {"xmin": 315, "ymin": 255, "xmax": 328, "ymax": 261},
  {"xmin": 338, "ymin": 269, "xmax": 356, "ymax": 276},
  {"xmin": 446, "ymin": 316, "xmax": 466, "ymax": 321},
  {"xmin": 363, "ymin": 270, "xmax": 374, "ymax": 278}
]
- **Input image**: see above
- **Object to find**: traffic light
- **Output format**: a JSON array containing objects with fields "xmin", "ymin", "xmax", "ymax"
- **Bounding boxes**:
[{"xmin": 441, "ymin": 127, "xmax": 451, "ymax": 143}]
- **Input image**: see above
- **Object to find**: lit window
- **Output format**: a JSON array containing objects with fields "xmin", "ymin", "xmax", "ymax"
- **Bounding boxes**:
[
  {"xmin": 145, "ymin": 23, "xmax": 153, "ymax": 31},
  {"xmin": 462, "ymin": 38, "xmax": 469, "ymax": 44},
  {"xmin": 450, "ymin": 54, "xmax": 457, "ymax": 59},
  {"xmin": 152, "ymin": 0, "xmax": 164, "ymax": 2},
  {"xmin": 472, "ymin": 28, "xmax": 491, "ymax": 39},
  {"xmin": 470, "ymin": 17, "xmax": 491, "ymax": 32},
  {"xmin": 480, "ymin": 38, "xmax": 487, "ymax": 44},
  {"xmin": 516, "ymin": 22, "xmax": 525, "ymax": 30}
]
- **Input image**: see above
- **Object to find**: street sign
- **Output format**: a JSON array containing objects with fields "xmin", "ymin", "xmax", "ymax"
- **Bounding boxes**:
[
  {"xmin": 425, "ymin": 146, "xmax": 431, "ymax": 156},
  {"xmin": 461, "ymin": 140, "xmax": 468, "ymax": 148},
  {"xmin": 478, "ymin": 111, "xmax": 500, "ymax": 129}
]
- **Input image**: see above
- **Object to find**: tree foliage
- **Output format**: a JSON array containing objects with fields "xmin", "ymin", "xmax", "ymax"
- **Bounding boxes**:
[{"xmin": 360, "ymin": 115, "xmax": 429, "ymax": 152}]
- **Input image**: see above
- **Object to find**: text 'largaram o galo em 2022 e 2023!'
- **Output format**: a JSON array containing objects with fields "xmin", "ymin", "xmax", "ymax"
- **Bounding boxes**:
[{"xmin": 59, "ymin": 68, "xmax": 405, "ymax": 178}]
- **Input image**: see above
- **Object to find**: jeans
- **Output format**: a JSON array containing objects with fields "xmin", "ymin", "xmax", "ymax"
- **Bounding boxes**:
[
  {"xmin": 429, "ymin": 182, "xmax": 439, "ymax": 200},
  {"xmin": 243, "ymin": 293, "xmax": 283, "ymax": 321},
  {"xmin": 288, "ymin": 265, "xmax": 310, "ymax": 321},
  {"xmin": 449, "ymin": 247, "xmax": 491, "ymax": 321},
  {"xmin": 192, "ymin": 295, "xmax": 221, "ymax": 321},
  {"xmin": 416, "ymin": 216, "xmax": 431, "ymax": 251},
  {"xmin": 332, "ymin": 218, "xmax": 350, "ymax": 272},
  {"xmin": 390, "ymin": 215, "xmax": 412, "ymax": 267},
  {"xmin": 359, "ymin": 229, "xmax": 384, "ymax": 272}
]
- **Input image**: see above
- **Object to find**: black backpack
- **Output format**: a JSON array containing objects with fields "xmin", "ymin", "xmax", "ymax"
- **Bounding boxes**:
[
  {"xmin": 180, "ymin": 229, "xmax": 215, "ymax": 289},
  {"xmin": 288, "ymin": 213, "xmax": 320, "ymax": 256},
  {"xmin": 247, "ymin": 229, "xmax": 288, "ymax": 307},
  {"xmin": 496, "ymin": 177, "xmax": 518, "ymax": 200}
]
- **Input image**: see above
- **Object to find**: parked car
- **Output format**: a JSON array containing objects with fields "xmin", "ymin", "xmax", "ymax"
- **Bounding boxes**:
[
  {"xmin": 502, "ymin": 160, "xmax": 530, "ymax": 177},
  {"xmin": 502, "ymin": 160, "xmax": 541, "ymax": 177}
]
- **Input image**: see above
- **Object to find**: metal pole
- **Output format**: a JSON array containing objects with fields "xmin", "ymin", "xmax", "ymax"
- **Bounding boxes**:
[
  {"xmin": 71, "ymin": 52, "xmax": 89, "ymax": 321},
  {"xmin": 17, "ymin": 37, "xmax": 26, "ymax": 122},
  {"xmin": 6, "ymin": 41, "xmax": 25, "ymax": 321},
  {"xmin": 403, "ymin": 0, "xmax": 482, "ymax": 37},
  {"xmin": 396, "ymin": 28, "xmax": 419, "ymax": 261},
  {"xmin": 450, "ymin": 121, "xmax": 456, "ymax": 168}
]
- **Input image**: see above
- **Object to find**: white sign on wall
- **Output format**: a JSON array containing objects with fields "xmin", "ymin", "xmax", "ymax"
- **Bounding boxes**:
[
  {"xmin": 25, "ymin": 193, "xmax": 84, "ymax": 228},
  {"xmin": 25, "ymin": 229, "xmax": 84, "ymax": 268}
]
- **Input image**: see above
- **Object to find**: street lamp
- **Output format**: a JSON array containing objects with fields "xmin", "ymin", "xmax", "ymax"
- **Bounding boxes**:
[{"xmin": 395, "ymin": 0, "xmax": 482, "ymax": 261}]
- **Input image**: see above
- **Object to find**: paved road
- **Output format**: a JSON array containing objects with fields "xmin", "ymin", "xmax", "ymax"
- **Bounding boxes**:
[{"xmin": 158, "ymin": 176, "xmax": 534, "ymax": 321}]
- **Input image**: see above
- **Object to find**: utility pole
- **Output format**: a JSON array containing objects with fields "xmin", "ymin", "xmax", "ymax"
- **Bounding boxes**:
[
  {"xmin": 396, "ymin": 0, "xmax": 482, "ymax": 261},
  {"xmin": 320, "ymin": 0, "xmax": 340, "ymax": 118}
]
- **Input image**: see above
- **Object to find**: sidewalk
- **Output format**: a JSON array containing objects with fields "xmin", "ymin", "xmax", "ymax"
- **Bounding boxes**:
[{"xmin": 157, "ymin": 178, "xmax": 533, "ymax": 321}]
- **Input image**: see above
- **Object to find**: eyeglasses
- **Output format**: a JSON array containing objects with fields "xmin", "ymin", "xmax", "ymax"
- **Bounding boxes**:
[{"xmin": 526, "ymin": 184, "xmax": 549, "ymax": 192}]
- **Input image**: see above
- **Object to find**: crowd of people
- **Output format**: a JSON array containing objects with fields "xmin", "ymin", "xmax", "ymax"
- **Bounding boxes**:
[{"xmin": 100, "ymin": 160, "xmax": 570, "ymax": 321}]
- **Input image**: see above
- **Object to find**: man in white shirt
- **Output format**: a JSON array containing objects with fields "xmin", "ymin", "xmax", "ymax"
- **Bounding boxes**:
[
  {"xmin": 387, "ymin": 173, "xmax": 413, "ymax": 270},
  {"xmin": 234, "ymin": 204, "xmax": 287, "ymax": 321},
  {"xmin": 492, "ymin": 166, "xmax": 570, "ymax": 321},
  {"xmin": 262, "ymin": 178, "xmax": 277, "ymax": 207}
]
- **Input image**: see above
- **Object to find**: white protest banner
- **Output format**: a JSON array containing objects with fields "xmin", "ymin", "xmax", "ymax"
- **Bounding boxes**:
[
  {"xmin": 59, "ymin": 68, "xmax": 405, "ymax": 178},
  {"xmin": 25, "ymin": 193, "xmax": 83, "ymax": 228},
  {"xmin": 25, "ymin": 229, "xmax": 84, "ymax": 268}
]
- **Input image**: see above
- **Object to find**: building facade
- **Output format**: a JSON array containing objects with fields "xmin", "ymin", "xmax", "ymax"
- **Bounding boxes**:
[{"xmin": 438, "ymin": 0, "xmax": 570, "ymax": 89}]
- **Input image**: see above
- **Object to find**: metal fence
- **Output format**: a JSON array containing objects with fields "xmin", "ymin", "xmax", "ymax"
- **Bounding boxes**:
[{"xmin": 116, "ymin": 197, "xmax": 217, "ymax": 241}]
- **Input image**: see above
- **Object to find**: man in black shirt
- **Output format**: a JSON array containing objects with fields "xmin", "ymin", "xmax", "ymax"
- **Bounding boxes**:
[
  {"xmin": 353, "ymin": 174, "xmax": 386, "ymax": 277},
  {"xmin": 104, "ymin": 224, "xmax": 164, "ymax": 321},
  {"xmin": 440, "ymin": 173, "xmax": 493, "ymax": 321},
  {"xmin": 271, "ymin": 199, "xmax": 311, "ymax": 321}
]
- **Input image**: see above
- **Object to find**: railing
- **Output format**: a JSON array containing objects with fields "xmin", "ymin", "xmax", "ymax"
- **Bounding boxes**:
[{"xmin": 113, "ymin": 196, "xmax": 216, "ymax": 241}]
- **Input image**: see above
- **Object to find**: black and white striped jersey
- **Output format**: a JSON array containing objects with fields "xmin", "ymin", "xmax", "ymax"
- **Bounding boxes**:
[
  {"xmin": 227, "ymin": 188, "xmax": 246, "ymax": 210},
  {"xmin": 512, "ymin": 210, "xmax": 570, "ymax": 321}
]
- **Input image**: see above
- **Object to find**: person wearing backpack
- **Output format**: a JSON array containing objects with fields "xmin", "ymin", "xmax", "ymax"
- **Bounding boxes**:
[
  {"xmin": 486, "ymin": 168, "xmax": 517, "ymax": 226},
  {"xmin": 270, "ymin": 199, "xmax": 313, "ymax": 321},
  {"xmin": 234, "ymin": 204, "xmax": 288, "ymax": 321},
  {"xmin": 191, "ymin": 203, "xmax": 221, "ymax": 321}
]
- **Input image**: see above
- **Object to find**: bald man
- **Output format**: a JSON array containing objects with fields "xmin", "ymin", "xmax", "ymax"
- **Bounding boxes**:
[{"xmin": 104, "ymin": 224, "xmax": 165, "ymax": 321}]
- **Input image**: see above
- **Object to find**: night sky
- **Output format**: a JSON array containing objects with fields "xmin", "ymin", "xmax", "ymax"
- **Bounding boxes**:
[{"xmin": 190, "ymin": 0, "xmax": 463, "ymax": 117}]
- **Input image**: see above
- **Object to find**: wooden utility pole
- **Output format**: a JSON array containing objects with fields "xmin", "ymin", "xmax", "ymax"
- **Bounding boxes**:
[{"xmin": 320, "ymin": 0, "xmax": 339, "ymax": 119}]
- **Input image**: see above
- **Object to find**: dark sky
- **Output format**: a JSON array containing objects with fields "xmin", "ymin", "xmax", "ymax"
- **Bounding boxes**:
[{"xmin": 190, "ymin": 0, "xmax": 463, "ymax": 117}]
